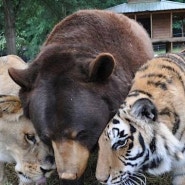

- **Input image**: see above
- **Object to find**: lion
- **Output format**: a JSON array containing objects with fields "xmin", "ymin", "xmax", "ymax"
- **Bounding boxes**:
[
  {"xmin": 0, "ymin": 55, "xmax": 27, "ymax": 96},
  {"xmin": 0, "ymin": 55, "xmax": 55, "ymax": 185}
]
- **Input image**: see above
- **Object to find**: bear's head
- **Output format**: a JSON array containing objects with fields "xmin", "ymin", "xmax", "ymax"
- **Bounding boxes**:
[{"xmin": 8, "ymin": 44, "xmax": 123, "ymax": 180}]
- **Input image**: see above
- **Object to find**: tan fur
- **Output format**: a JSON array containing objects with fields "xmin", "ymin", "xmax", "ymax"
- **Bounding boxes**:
[
  {"xmin": 52, "ymin": 140, "xmax": 89, "ymax": 180},
  {"xmin": 128, "ymin": 56, "xmax": 185, "ymax": 135},
  {"xmin": 96, "ymin": 53, "xmax": 185, "ymax": 185},
  {"xmin": 0, "ymin": 55, "xmax": 27, "ymax": 96},
  {"xmin": 0, "ymin": 56, "xmax": 55, "ymax": 185}
]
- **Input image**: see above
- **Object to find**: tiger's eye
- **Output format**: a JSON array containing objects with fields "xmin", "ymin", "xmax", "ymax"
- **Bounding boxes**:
[{"xmin": 112, "ymin": 139, "xmax": 128, "ymax": 150}]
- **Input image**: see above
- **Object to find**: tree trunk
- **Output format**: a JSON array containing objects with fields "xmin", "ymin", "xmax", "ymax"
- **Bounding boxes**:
[{"xmin": 3, "ymin": 0, "xmax": 16, "ymax": 54}]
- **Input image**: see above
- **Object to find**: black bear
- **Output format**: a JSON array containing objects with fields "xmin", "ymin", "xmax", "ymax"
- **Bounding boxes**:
[{"xmin": 9, "ymin": 9, "xmax": 153, "ymax": 181}]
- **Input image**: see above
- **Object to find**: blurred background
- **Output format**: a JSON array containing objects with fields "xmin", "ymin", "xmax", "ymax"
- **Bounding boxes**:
[{"xmin": 0, "ymin": 0, "xmax": 185, "ymax": 62}]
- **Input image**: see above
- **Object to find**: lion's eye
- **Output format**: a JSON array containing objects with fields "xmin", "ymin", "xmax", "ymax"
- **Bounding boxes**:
[
  {"xmin": 25, "ymin": 134, "xmax": 36, "ymax": 144},
  {"xmin": 112, "ymin": 139, "xmax": 128, "ymax": 150}
]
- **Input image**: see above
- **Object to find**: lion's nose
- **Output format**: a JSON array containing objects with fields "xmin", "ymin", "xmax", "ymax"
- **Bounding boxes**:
[
  {"xmin": 18, "ymin": 171, "xmax": 23, "ymax": 175},
  {"xmin": 40, "ymin": 167, "xmax": 53, "ymax": 175},
  {"xmin": 45, "ymin": 155, "xmax": 55, "ymax": 164}
]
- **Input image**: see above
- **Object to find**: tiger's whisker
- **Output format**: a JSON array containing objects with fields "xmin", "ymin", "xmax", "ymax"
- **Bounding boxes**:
[
  {"xmin": 129, "ymin": 178, "xmax": 140, "ymax": 185},
  {"xmin": 130, "ymin": 173, "xmax": 146, "ymax": 185}
]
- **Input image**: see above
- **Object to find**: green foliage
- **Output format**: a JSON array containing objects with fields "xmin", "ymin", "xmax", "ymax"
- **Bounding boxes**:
[
  {"xmin": 0, "ymin": 0, "xmax": 126, "ymax": 60},
  {"xmin": 0, "ymin": 33, "xmax": 6, "ymax": 54},
  {"xmin": 15, "ymin": 1, "xmax": 59, "ymax": 60},
  {"xmin": 170, "ymin": 0, "xmax": 185, "ymax": 2},
  {"xmin": 1, "ymin": 0, "xmax": 185, "ymax": 60}
]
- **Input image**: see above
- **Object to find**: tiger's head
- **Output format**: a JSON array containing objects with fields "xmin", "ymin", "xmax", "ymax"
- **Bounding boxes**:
[{"xmin": 96, "ymin": 98, "xmax": 184, "ymax": 185}]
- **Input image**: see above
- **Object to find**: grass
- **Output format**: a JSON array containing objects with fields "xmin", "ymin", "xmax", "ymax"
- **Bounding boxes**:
[
  {"xmin": 5, "ymin": 46, "xmax": 183, "ymax": 185},
  {"xmin": 4, "ymin": 154, "xmax": 172, "ymax": 185}
]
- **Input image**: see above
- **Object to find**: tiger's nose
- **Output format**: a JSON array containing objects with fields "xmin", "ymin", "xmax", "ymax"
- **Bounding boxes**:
[{"xmin": 96, "ymin": 173, "xmax": 110, "ymax": 184}]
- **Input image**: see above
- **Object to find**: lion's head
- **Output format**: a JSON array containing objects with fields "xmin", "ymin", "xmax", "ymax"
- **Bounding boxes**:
[{"xmin": 0, "ymin": 95, "xmax": 56, "ymax": 184}]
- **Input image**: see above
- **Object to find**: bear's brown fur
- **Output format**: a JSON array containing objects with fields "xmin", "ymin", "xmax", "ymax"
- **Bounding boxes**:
[{"xmin": 9, "ymin": 9, "xmax": 153, "ymax": 181}]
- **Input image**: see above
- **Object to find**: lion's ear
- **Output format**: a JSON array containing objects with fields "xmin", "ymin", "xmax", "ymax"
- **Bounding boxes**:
[
  {"xmin": 130, "ymin": 98, "xmax": 158, "ymax": 122},
  {"xmin": 0, "ymin": 95, "xmax": 22, "ymax": 116},
  {"xmin": 89, "ymin": 53, "xmax": 115, "ymax": 82}
]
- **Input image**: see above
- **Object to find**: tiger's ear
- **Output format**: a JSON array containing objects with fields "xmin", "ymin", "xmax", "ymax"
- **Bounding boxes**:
[{"xmin": 130, "ymin": 98, "xmax": 157, "ymax": 122}]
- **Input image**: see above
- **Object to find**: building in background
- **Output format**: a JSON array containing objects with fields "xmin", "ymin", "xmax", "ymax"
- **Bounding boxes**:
[{"xmin": 108, "ymin": 0, "xmax": 185, "ymax": 53}]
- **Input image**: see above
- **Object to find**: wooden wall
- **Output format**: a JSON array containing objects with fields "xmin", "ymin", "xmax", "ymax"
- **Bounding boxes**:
[{"xmin": 152, "ymin": 13, "xmax": 171, "ymax": 39}]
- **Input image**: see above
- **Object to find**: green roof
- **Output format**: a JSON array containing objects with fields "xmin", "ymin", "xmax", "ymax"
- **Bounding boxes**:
[{"xmin": 107, "ymin": 0, "xmax": 185, "ymax": 13}]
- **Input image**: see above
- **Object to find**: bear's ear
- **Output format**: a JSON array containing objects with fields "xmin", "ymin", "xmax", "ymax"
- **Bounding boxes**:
[
  {"xmin": 89, "ymin": 53, "xmax": 115, "ymax": 81},
  {"xmin": 8, "ymin": 66, "xmax": 37, "ymax": 90},
  {"xmin": 130, "ymin": 98, "xmax": 158, "ymax": 122},
  {"xmin": 8, "ymin": 68, "xmax": 29, "ymax": 88}
]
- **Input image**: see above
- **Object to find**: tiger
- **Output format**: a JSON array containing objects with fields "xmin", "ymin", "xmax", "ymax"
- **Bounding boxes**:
[{"xmin": 96, "ymin": 50, "xmax": 185, "ymax": 185}]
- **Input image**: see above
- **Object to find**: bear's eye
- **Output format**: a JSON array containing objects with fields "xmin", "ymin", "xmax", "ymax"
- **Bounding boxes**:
[
  {"xmin": 25, "ymin": 134, "xmax": 36, "ymax": 144},
  {"xmin": 76, "ymin": 130, "xmax": 88, "ymax": 140},
  {"xmin": 112, "ymin": 139, "xmax": 128, "ymax": 150}
]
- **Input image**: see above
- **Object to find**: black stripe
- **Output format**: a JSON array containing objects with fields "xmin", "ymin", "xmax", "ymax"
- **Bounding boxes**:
[
  {"xmin": 160, "ymin": 64, "xmax": 183, "ymax": 78},
  {"xmin": 118, "ymin": 156, "xmax": 138, "ymax": 167},
  {"xmin": 164, "ymin": 142, "xmax": 169, "ymax": 154},
  {"xmin": 159, "ymin": 64, "xmax": 185, "ymax": 93},
  {"xmin": 172, "ymin": 113, "xmax": 180, "ymax": 135},
  {"xmin": 127, "ymin": 91, "xmax": 140, "ymax": 97},
  {"xmin": 159, "ymin": 107, "xmax": 171, "ymax": 117},
  {"xmin": 141, "ymin": 73, "xmax": 172, "ymax": 84},
  {"xmin": 112, "ymin": 118, "xmax": 120, "ymax": 124},
  {"xmin": 129, "ymin": 124, "xmax": 136, "ymax": 134},
  {"xmin": 112, "ymin": 127, "xmax": 120, "ymax": 137},
  {"xmin": 141, "ymin": 150, "xmax": 150, "ymax": 171},
  {"xmin": 119, "ymin": 130, "xmax": 127, "ymax": 138},
  {"xmin": 128, "ymin": 90, "xmax": 152, "ymax": 98},
  {"xmin": 179, "ymin": 127, "xmax": 185, "ymax": 141},
  {"xmin": 128, "ymin": 142, "xmax": 133, "ymax": 150},
  {"xmin": 149, "ymin": 157, "xmax": 163, "ymax": 169},
  {"xmin": 158, "ymin": 53, "xmax": 185, "ymax": 72},
  {"xmin": 117, "ymin": 110, "xmax": 121, "ymax": 117},
  {"xmin": 149, "ymin": 135, "xmax": 156, "ymax": 153},
  {"xmin": 127, "ymin": 133, "xmax": 145, "ymax": 161},
  {"xmin": 125, "ymin": 118, "xmax": 131, "ymax": 123},
  {"xmin": 159, "ymin": 108, "xmax": 180, "ymax": 135},
  {"xmin": 147, "ymin": 80, "xmax": 167, "ymax": 90},
  {"xmin": 182, "ymin": 146, "xmax": 185, "ymax": 153}
]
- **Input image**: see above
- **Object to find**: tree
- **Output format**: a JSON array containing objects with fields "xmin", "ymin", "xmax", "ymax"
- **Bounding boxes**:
[
  {"xmin": 0, "ymin": 0, "xmax": 126, "ymax": 60},
  {"xmin": 3, "ymin": 0, "xmax": 16, "ymax": 54}
]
